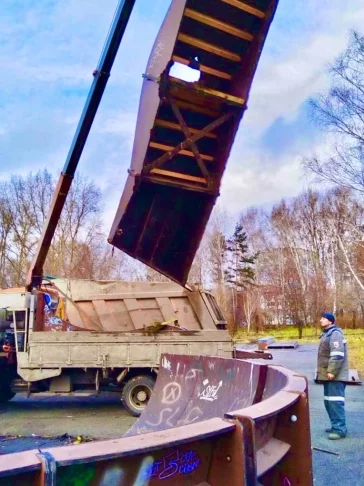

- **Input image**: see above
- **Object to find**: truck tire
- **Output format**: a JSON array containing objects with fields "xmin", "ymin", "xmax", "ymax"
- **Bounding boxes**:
[
  {"xmin": 0, "ymin": 389, "xmax": 15, "ymax": 403},
  {"xmin": 0, "ymin": 381, "xmax": 15, "ymax": 403},
  {"xmin": 122, "ymin": 375, "xmax": 155, "ymax": 417}
]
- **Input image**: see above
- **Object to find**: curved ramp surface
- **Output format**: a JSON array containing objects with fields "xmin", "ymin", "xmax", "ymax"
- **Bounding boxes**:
[
  {"xmin": 109, "ymin": 0, "xmax": 279, "ymax": 285},
  {"xmin": 125, "ymin": 354, "xmax": 265, "ymax": 436},
  {"xmin": 0, "ymin": 354, "xmax": 312, "ymax": 485}
]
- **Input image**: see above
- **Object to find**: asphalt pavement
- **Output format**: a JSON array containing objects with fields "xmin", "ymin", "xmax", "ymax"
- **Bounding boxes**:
[
  {"xmin": 256, "ymin": 344, "xmax": 364, "ymax": 486},
  {"xmin": 0, "ymin": 393, "xmax": 135, "ymax": 454},
  {"xmin": 0, "ymin": 344, "xmax": 363, "ymax": 485}
]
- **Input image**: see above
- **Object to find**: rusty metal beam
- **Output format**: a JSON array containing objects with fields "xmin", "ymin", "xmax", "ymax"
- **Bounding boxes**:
[
  {"xmin": 140, "ymin": 172, "xmax": 218, "ymax": 195},
  {"xmin": 149, "ymin": 141, "xmax": 214, "ymax": 161},
  {"xmin": 175, "ymin": 99, "xmax": 221, "ymax": 117}
]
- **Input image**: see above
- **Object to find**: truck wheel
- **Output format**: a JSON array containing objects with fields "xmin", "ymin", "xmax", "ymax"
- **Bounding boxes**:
[{"xmin": 122, "ymin": 375, "xmax": 155, "ymax": 417}]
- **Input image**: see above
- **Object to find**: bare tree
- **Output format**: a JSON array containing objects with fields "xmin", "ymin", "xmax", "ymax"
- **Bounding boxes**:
[
  {"xmin": 46, "ymin": 173, "xmax": 102, "ymax": 277},
  {"xmin": 0, "ymin": 170, "xmax": 125, "ymax": 287},
  {"xmin": 187, "ymin": 235, "xmax": 210, "ymax": 288},
  {"xmin": 0, "ymin": 193, "xmax": 13, "ymax": 288},
  {"xmin": 146, "ymin": 267, "xmax": 171, "ymax": 282},
  {"xmin": 304, "ymin": 31, "xmax": 364, "ymax": 193},
  {"xmin": 242, "ymin": 288, "xmax": 260, "ymax": 333},
  {"xmin": 1, "ymin": 176, "xmax": 39, "ymax": 286}
]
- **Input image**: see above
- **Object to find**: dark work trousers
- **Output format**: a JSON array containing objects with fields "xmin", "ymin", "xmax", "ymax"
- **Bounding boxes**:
[{"xmin": 323, "ymin": 381, "xmax": 347, "ymax": 436}]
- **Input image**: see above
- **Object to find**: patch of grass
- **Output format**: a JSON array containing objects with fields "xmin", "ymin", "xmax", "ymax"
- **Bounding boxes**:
[
  {"xmin": 233, "ymin": 327, "xmax": 364, "ymax": 374},
  {"xmin": 349, "ymin": 341, "xmax": 364, "ymax": 374}
]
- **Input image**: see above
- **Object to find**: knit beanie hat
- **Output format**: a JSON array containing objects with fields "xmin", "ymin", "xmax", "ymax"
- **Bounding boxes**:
[{"xmin": 321, "ymin": 312, "xmax": 335, "ymax": 324}]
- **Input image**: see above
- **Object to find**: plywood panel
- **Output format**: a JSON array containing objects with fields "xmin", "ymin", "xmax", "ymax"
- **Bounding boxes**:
[
  {"xmin": 123, "ymin": 298, "xmax": 148, "ymax": 329},
  {"xmin": 142, "ymin": 308, "xmax": 165, "ymax": 326},
  {"xmin": 138, "ymin": 298, "xmax": 159, "ymax": 309},
  {"xmin": 92, "ymin": 300, "xmax": 120, "ymax": 331},
  {"xmin": 105, "ymin": 300, "xmax": 135, "ymax": 331},
  {"xmin": 69, "ymin": 301, "xmax": 102, "ymax": 331},
  {"xmin": 156, "ymin": 297, "xmax": 178, "ymax": 322}
]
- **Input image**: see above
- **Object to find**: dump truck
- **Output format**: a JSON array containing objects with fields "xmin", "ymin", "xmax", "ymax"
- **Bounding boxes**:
[{"xmin": 0, "ymin": 279, "xmax": 232, "ymax": 415}]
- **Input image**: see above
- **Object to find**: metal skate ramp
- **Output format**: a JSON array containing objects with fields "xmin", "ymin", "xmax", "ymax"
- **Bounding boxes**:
[
  {"xmin": 124, "ymin": 354, "xmax": 266, "ymax": 437},
  {"xmin": 0, "ymin": 353, "xmax": 313, "ymax": 485}
]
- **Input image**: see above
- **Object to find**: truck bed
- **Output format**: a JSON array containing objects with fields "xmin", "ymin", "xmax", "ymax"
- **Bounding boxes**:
[
  {"xmin": 17, "ymin": 330, "xmax": 233, "ymax": 380},
  {"xmin": 41, "ymin": 279, "xmax": 225, "ymax": 333}
]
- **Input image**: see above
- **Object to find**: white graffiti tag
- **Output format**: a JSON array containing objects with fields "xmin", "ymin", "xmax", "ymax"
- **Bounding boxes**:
[
  {"xmin": 147, "ymin": 41, "xmax": 165, "ymax": 70},
  {"xmin": 146, "ymin": 407, "xmax": 181, "ymax": 427},
  {"xmin": 162, "ymin": 382, "xmax": 181, "ymax": 404},
  {"xmin": 161, "ymin": 356, "xmax": 172, "ymax": 371},
  {"xmin": 178, "ymin": 407, "xmax": 203, "ymax": 425},
  {"xmin": 199, "ymin": 380, "xmax": 223, "ymax": 402},
  {"xmin": 185, "ymin": 368, "xmax": 202, "ymax": 381}
]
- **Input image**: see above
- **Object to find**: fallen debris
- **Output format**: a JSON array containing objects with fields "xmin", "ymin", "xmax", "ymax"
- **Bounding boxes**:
[
  {"xmin": 0, "ymin": 433, "xmax": 94, "ymax": 445},
  {"xmin": 268, "ymin": 341, "xmax": 298, "ymax": 349},
  {"xmin": 312, "ymin": 446, "xmax": 339, "ymax": 456}
]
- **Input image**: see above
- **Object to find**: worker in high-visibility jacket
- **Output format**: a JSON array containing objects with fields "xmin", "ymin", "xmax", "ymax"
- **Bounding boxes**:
[{"xmin": 317, "ymin": 312, "xmax": 349, "ymax": 440}]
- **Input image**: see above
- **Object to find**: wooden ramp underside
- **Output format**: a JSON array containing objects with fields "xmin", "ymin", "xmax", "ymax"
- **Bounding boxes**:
[{"xmin": 109, "ymin": 0, "xmax": 279, "ymax": 285}]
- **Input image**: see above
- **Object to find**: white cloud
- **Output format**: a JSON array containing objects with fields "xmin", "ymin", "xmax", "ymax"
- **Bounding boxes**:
[
  {"xmin": 219, "ymin": 131, "xmax": 340, "ymax": 215},
  {"xmin": 220, "ymin": 154, "xmax": 303, "ymax": 213},
  {"xmin": 1, "ymin": 0, "xmax": 363, "ymax": 227},
  {"xmin": 217, "ymin": 0, "xmax": 364, "ymax": 214},
  {"xmin": 243, "ymin": 0, "xmax": 364, "ymax": 136},
  {"xmin": 96, "ymin": 112, "xmax": 137, "ymax": 141}
]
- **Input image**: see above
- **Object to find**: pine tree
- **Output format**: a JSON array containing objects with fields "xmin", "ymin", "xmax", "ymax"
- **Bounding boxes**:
[{"xmin": 224, "ymin": 223, "xmax": 257, "ymax": 291}]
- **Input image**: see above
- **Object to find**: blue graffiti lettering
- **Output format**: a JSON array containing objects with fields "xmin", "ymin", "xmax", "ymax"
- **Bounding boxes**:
[
  {"xmin": 159, "ymin": 451, "xmax": 180, "ymax": 480},
  {"xmin": 179, "ymin": 459, "xmax": 200, "ymax": 475},
  {"xmin": 143, "ymin": 449, "xmax": 201, "ymax": 481}
]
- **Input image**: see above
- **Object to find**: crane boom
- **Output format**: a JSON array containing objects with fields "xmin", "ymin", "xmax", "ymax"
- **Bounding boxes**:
[{"xmin": 26, "ymin": 0, "xmax": 136, "ymax": 290}]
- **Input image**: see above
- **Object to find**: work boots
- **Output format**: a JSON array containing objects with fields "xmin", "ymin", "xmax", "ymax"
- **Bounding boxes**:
[
  {"xmin": 325, "ymin": 427, "xmax": 346, "ymax": 439},
  {"xmin": 328, "ymin": 432, "xmax": 345, "ymax": 440}
]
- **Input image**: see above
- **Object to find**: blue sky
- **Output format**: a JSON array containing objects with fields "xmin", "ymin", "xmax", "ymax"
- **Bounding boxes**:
[{"xmin": 1, "ymin": 0, "xmax": 364, "ymax": 228}]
